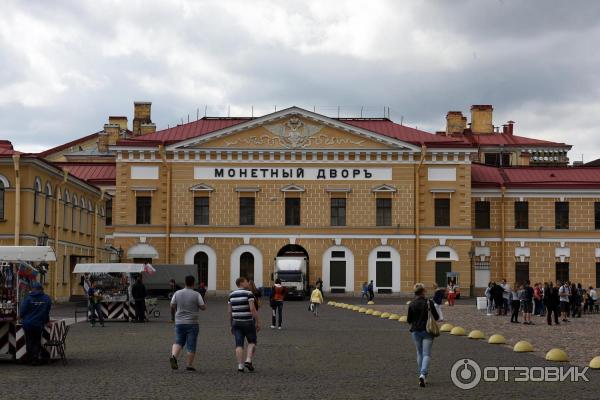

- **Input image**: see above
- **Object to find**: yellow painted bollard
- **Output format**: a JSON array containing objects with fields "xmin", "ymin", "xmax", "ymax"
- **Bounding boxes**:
[
  {"xmin": 545, "ymin": 348, "xmax": 569, "ymax": 362},
  {"xmin": 589, "ymin": 356, "xmax": 600, "ymax": 369},
  {"xmin": 367, "ymin": 301, "xmax": 375, "ymax": 305},
  {"xmin": 352, "ymin": 306, "xmax": 360, "ymax": 311},
  {"xmin": 388, "ymin": 314, "xmax": 399, "ymax": 320},
  {"xmin": 513, "ymin": 341, "xmax": 534, "ymax": 353},
  {"xmin": 440, "ymin": 323, "xmax": 454, "ymax": 332},
  {"xmin": 372, "ymin": 311, "xmax": 382, "ymax": 317},
  {"xmin": 365, "ymin": 309, "xmax": 374, "ymax": 315},
  {"xmin": 327, "ymin": 301, "xmax": 336, "ymax": 306},
  {"xmin": 488, "ymin": 334, "xmax": 506, "ymax": 344},
  {"xmin": 450, "ymin": 326, "xmax": 466, "ymax": 336},
  {"xmin": 468, "ymin": 330, "xmax": 485, "ymax": 340},
  {"xmin": 358, "ymin": 307, "xmax": 367, "ymax": 313},
  {"xmin": 444, "ymin": 301, "xmax": 449, "ymax": 306},
  {"xmin": 398, "ymin": 315, "xmax": 407, "ymax": 322},
  {"xmin": 380, "ymin": 312, "xmax": 390, "ymax": 318}
]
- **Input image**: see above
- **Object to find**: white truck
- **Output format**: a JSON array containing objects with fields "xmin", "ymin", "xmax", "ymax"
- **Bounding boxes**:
[{"xmin": 273, "ymin": 256, "xmax": 308, "ymax": 298}]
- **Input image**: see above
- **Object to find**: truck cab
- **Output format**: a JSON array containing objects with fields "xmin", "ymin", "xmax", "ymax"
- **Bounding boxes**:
[{"xmin": 273, "ymin": 256, "xmax": 308, "ymax": 299}]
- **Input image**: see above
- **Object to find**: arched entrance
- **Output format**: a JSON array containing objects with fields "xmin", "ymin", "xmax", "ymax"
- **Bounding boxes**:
[
  {"xmin": 240, "ymin": 252, "xmax": 255, "ymax": 281},
  {"xmin": 274, "ymin": 244, "xmax": 310, "ymax": 295},
  {"xmin": 368, "ymin": 246, "xmax": 401, "ymax": 293},
  {"xmin": 194, "ymin": 252, "xmax": 209, "ymax": 286},
  {"xmin": 184, "ymin": 244, "xmax": 217, "ymax": 291},
  {"xmin": 322, "ymin": 246, "xmax": 354, "ymax": 293},
  {"xmin": 230, "ymin": 245, "xmax": 263, "ymax": 290}
]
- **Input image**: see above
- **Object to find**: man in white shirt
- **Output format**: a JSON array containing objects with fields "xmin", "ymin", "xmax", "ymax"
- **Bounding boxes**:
[{"xmin": 558, "ymin": 281, "xmax": 570, "ymax": 322}]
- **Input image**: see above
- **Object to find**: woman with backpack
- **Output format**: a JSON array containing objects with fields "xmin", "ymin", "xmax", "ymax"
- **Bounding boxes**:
[
  {"xmin": 270, "ymin": 279, "xmax": 287, "ymax": 330},
  {"xmin": 406, "ymin": 283, "xmax": 440, "ymax": 388}
]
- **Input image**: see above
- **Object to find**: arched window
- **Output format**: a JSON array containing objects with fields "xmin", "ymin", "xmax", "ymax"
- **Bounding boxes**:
[
  {"xmin": 44, "ymin": 182, "xmax": 53, "ymax": 226},
  {"xmin": 72, "ymin": 194, "xmax": 78, "ymax": 231},
  {"xmin": 33, "ymin": 178, "xmax": 42, "ymax": 223},
  {"xmin": 63, "ymin": 189, "xmax": 70, "ymax": 228},
  {"xmin": 0, "ymin": 175, "xmax": 7, "ymax": 220},
  {"xmin": 88, "ymin": 200, "xmax": 93, "ymax": 234},
  {"xmin": 55, "ymin": 188, "xmax": 62, "ymax": 228},
  {"xmin": 79, "ymin": 197, "xmax": 85, "ymax": 233}
]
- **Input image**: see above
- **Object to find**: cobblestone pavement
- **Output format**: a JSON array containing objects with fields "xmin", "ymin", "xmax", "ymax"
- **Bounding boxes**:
[
  {"xmin": 371, "ymin": 300, "xmax": 600, "ymax": 367},
  {"xmin": 2, "ymin": 297, "xmax": 598, "ymax": 400}
]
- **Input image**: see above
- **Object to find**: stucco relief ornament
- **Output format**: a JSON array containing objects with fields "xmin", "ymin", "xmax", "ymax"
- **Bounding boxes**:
[{"xmin": 264, "ymin": 117, "xmax": 324, "ymax": 149}]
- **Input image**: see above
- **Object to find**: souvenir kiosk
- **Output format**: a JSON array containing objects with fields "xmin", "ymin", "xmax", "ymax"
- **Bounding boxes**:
[
  {"xmin": 73, "ymin": 263, "xmax": 156, "ymax": 321},
  {"xmin": 0, "ymin": 246, "xmax": 65, "ymax": 362}
]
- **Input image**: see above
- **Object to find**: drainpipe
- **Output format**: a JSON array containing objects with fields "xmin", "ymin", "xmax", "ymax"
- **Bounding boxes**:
[
  {"xmin": 53, "ymin": 170, "xmax": 68, "ymax": 300},
  {"xmin": 414, "ymin": 145, "xmax": 427, "ymax": 284},
  {"xmin": 500, "ymin": 185, "xmax": 506, "ymax": 278},
  {"xmin": 12, "ymin": 154, "xmax": 20, "ymax": 245},
  {"xmin": 159, "ymin": 145, "xmax": 171, "ymax": 264}
]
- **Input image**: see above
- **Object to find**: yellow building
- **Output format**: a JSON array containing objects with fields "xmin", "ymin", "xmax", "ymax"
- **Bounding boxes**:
[{"xmin": 0, "ymin": 141, "xmax": 111, "ymax": 301}]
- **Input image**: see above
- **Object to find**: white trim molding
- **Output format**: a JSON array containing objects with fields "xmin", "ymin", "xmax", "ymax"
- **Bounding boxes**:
[
  {"xmin": 230, "ymin": 245, "xmax": 263, "ymax": 290},
  {"xmin": 368, "ymin": 246, "xmax": 401, "ymax": 293},
  {"xmin": 322, "ymin": 245, "xmax": 354, "ymax": 293},
  {"xmin": 184, "ymin": 244, "xmax": 217, "ymax": 291}
]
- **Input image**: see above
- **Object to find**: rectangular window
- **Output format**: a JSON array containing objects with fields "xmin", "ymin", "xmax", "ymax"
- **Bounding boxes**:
[
  {"xmin": 515, "ymin": 262, "xmax": 530, "ymax": 285},
  {"xmin": 330, "ymin": 198, "xmax": 346, "ymax": 226},
  {"xmin": 595, "ymin": 202, "xmax": 600, "ymax": 230},
  {"xmin": 376, "ymin": 198, "xmax": 392, "ymax": 226},
  {"xmin": 136, "ymin": 196, "xmax": 152, "ymax": 225},
  {"xmin": 106, "ymin": 199, "xmax": 112, "ymax": 227},
  {"xmin": 555, "ymin": 201, "xmax": 569, "ymax": 230},
  {"xmin": 514, "ymin": 201, "xmax": 529, "ymax": 229},
  {"xmin": 474, "ymin": 201, "xmax": 490, "ymax": 229},
  {"xmin": 331, "ymin": 251, "xmax": 345, "ymax": 258},
  {"xmin": 556, "ymin": 262, "xmax": 569, "ymax": 283},
  {"xmin": 377, "ymin": 251, "xmax": 391, "ymax": 259},
  {"xmin": 434, "ymin": 198, "xmax": 450, "ymax": 227},
  {"xmin": 596, "ymin": 263, "xmax": 600, "ymax": 289},
  {"xmin": 484, "ymin": 153, "xmax": 510, "ymax": 167},
  {"xmin": 193, "ymin": 197, "xmax": 209, "ymax": 225},
  {"xmin": 285, "ymin": 197, "xmax": 301, "ymax": 226},
  {"xmin": 239, "ymin": 197, "xmax": 255, "ymax": 226}
]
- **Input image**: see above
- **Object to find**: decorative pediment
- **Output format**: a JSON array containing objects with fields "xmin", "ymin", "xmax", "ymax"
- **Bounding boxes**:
[
  {"xmin": 189, "ymin": 183, "xmax": 214, "ymax": 192},
  {"xmin": 372, "ymin": 184, "xmax": 397, "ymax": 193},
  {"xmin": 166, "ymin": 107, "xmax": 421, "ymax": 152},
  {"xmin": 280, "ymin": 184, "xmax": 305, "ymax": 193}
]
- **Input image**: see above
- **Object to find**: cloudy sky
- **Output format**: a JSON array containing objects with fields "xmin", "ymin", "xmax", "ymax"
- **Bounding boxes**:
[{"xmin": 1, "ymin": 0, "xmax": 600, "ymax": 161}]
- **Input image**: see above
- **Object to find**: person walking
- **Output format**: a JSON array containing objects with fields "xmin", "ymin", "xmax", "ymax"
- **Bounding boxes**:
[
  {"xmin": 270, "ymin": 279, "xmax": 287, "ymax": 329},
  {"xmin": 309, "ymin": 286, "xmax": 324, "ymax": 316},
  {"xmin": 315, "ymin": 277, "xmax": 323, "ymax": 294},
  {"xmin": 574, "ymin": 283, "xmax": 583, "ymax": 318},
  {"xmin": 169, "ymin": 275, "xmax": 206, "ymax": 372},
  {"xmin": 131, "ymin": 277, "xmax": 147, "ymax": 323},
  {"xmin": 406, "ymin": 283, "xmax": 440, "ymax": 388},
  {"xmin": 500, "ymin": 279, "xmax": 510, "ymax": 315},
  {"xmin": 533, "ymin": 283, "xmax": 543, "ymax": 316},
  {"xmin": 510, "ymin": 284, "xmax": 521, "ymax": 323},
  {"xmin": 522, "ymin": 280, "xmax": 534, "ymax": 325},
  {"xmin": 558, "ymin": 281, "xmax": 570, "ymax": 322},
  {"xmin": 432, "ymin": 283, "xmax": 445, "ymax": 321},
  {"xmin": 88, "ymin": 280, "xmax": 104, "ymax": 327},
  {"xmin": 19, "ymin": 282, "xmax": 51, "ymax": 365},
  {"xmin": 446, "ymin": 282, "xmax": 456, "ymax": 306},
  {"xmin": 360, "ymin": 282, "xmax": 369, "ymax": 304},
  {"xmin": 197, "ymin": 282, "xmax": 207, "ymax": 301},
  {"xmin": 484, "ymin": 282, "xmax": 494, "ymax": 316},
  {"xmin": 248, "ymin": 280, "xmax": 261, "ymax": 310},
  {"xmin": 545, "ymin": 282, "xmax": 560, "ymax": 325},
  {"xmin": 491, "ymin": 282, "xmax": 504, "ymax": 316},
  {"xmin": 367, "ymin": 280, "xmax": 375, "ymax": 302},
  {"xmin": 168, "ymin": 279, "xmax": 182, "ymax": 322},
  {"xmin": 228, "ymin": 277, "xmax": 260, "ymax": 372},
  {"xmin": 589, "ymin": 286, "xmax": 598, "ymax": 312}
]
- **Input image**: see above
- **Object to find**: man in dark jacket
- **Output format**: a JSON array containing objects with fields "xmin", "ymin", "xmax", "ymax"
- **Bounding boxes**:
[
  {"xmin": 367, "ymin": 280, "xmax": 375, "ymax": 301},
  {"xmin": 20, "ymin": 282, "xmax": 51, "ymax": 365},
  {"xmin": 131, "ymin": 277, "xmax": 147, "ymax": 322},
  {"xmin": 490, "ymin": 282, "xmax": 504, "ymax": 316},
  {"xmin": 407, "ymin": 284, "xmax": 440, "ymax": 387}
]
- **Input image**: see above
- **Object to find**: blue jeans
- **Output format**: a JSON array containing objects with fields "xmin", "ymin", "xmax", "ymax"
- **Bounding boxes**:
[
  {"xmin": 175, "ymin": 324, "xmax": 199, "ymax": 353},
  {"xmin": 411, "ymin": 331, "xmax": 433, "ymax": 377}
]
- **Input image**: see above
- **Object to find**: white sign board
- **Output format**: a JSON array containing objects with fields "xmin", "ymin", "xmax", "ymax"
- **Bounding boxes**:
[
  {"xmin": 194, "ymin": 167, "xmax": 392, "ymax": 180},
  {"xmin": 428, "ymin": 167, "xmax": 456, "ymax": 182},
  {"xmin": 131, "ymin": 166, "xmax": 159, "ymax": 180}
]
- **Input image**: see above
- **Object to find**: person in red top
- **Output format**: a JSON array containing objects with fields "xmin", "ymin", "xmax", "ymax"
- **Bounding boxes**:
[{"xmin": 270, "ymin": 279, "xmax": 287, "ymax": 330}]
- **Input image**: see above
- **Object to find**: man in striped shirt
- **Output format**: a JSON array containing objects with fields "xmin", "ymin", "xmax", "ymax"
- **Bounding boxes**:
[{"xmin": 228, "ymin": 277, "xmax": 260, "ymax": 372}]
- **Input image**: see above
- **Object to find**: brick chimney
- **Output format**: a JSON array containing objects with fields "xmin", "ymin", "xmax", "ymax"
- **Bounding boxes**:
[
  {"xmin": 132, "ymin": 102, "xmax": 152, "ymax": 136},
  {"xmin": 506, "ymin": 120, "xmax": 515, "ymax": 135},
  {"xmin": 445, "ymin": 111, "xmax": 467, "ymax": 135},
  {"xmin": 97, "ymin": 132, "xmax": 109, "ymax": 153},
  {"xmin": 470, "ymin": 105, "xmax": 493, "ymax": 134},
  {"xmin": 103, "ymin": 123, "xmax": 121, "ymax": 146},
  {"xmin": 140, "ymin": 123, "xmax": 156, "ymax": 135},
  {"xmin": 108, "ymin": 116, "xmax": 128, "ymax": 131}
]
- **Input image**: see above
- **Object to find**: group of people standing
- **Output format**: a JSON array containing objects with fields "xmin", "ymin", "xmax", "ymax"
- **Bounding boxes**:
[{"xmin": 485, "ymin": 279, "xmax": 598, "ymax": 325}]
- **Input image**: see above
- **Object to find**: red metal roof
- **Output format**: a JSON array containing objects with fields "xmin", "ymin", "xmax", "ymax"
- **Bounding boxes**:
[
  {"xmin": 453, "ymin": 132, "xmax": 569, "ymax": 148},
  {"xmin": 119, "ymin": 117, "xmax": 467, "ymax": 147},
  {"xmin": 54, "ymin": 162, "xmax": 116, "ymax": 185},
  {"xmin": 472, "ymin": 164, "xmax": 600, "ymax": 189}
]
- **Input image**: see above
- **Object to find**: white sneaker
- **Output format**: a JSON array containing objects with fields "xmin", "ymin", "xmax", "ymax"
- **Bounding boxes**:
[
  {"xmin": 486, "ymin": 313, "xmax": 492, "ymax": 316},
  {"xmin": 278, "ymin": 326, "xmax": 282, "ymax": 330},
  {"xmin": 419, "ymin": 375, "xmax": 426, "ymax": 387},
  {"xmin": 270, "ymin": 325, "xmax": 275, "ymax": 329}
]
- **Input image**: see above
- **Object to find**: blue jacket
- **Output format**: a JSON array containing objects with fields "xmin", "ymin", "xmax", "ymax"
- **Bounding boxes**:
[{"xmin": 20, "ymin": 290, "xmax": 52, "ymax": 329}]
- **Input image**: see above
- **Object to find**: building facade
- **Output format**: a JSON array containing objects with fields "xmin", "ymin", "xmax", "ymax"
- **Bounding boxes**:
[{"xmin": 0, "ymin": 141, "xmax": 111, "ymax": 301}]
